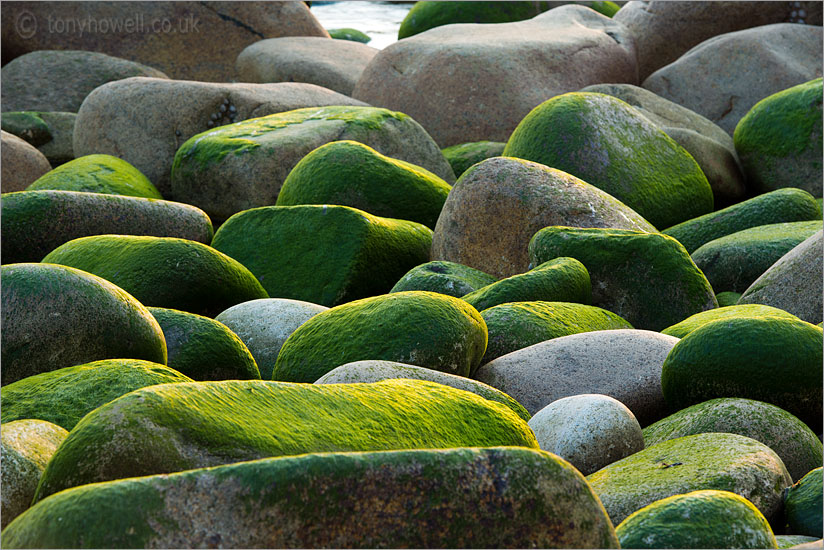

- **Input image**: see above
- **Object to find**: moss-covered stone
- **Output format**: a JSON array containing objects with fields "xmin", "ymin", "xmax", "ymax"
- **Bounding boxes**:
[
  {"xmin": 441, "ymin": 141, "xmax": 506, "ymax": 178},
  {"xmin": 42, "ymin": 235, "xmax": 268, "ymax": 317},
  {"xmin": 26, "ymin": 154, "xmax": 162, "ymax": 199},
  {"xmin": 7, "ymin": 447, "xmax": 618, "ymax": 548},
  {"xmin": 1, "ymin": 112, "xmax": 51, "ymax": 146},
  {"xmin": 661, "ymin": 304, "xmax": 800, "ymax": 338},
  {"xmin": 327, "ymin": 27, "xmax": 371, "ymax": 43},
  {"xmin": 33, "ymin": 379, "xmax": 538, "ymax": 501},
  {"xmin": 1, "ymin": 111, "xmax": 77, "ymax": 167},
  {"xmin": 1, "ymin": 359, "xmax": 192, "ymax": 431},
  {"xmin": 785, "ymin": 468, "xmax": 823, "ymax": 538},
  {"xmin": 398, "ymin": 1, "xmax": 553, "ymax": 39},
  {"xmin": 480, "ymin": 301, "xmax": 633, "ymax": 364},
  {"xmin": 390, "ymin": 260, "xmax": 498, "ymax": 298},
  {"xmin": 528, "ymin": 226, "xmax": 717, "ymax": 331},
  {"xmin": 276, "ymin": 140, "xmax": 451, "ymax": 229},
  {"xmin": 717, "ymin": 291, "xmax": 743, "ymax": 307},
  {"xmin": 211, "ymin": 205, "xmax": 432, "ymax": 307},
  {"xmin": 589, "ymin": 1, "xmax": 620, "ymax": 17},
  {"xmin": 504, "ymin": 92, "xmax": 714, "ymax": 228},
  {"xmin": 616, "ymin": 490, "xmax": 777, "ymax": 549},
  {"xmin": 776, "ymin": 535, "xmax": 820, "ymax": 549},
  {"xmin": 273, "ymin": 291, "xmax": 487, "ymax": 382}
]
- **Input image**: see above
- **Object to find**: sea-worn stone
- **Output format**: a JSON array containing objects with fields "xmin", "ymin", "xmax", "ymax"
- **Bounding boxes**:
[
  {"xmin": 431, "ymin": 157, "xmax": 655, "ymax": 279},
  {"xmin": 1, "ymin": 111, "xmax": 76, "ymax": 166},
  {"xmin": 328, "ymin": 27, "xmax": 371, "ymax": 43},
  {"xmin": 390, "ymin": 261, "xmax": 497, "ymax": 298},
  {"xmin": 777, "ymin": 535, "xmax": 821, "ymax": 549},
  {"xmin": 441, "ymin": 141, "xmax": 507, "ymax": 178},
  {"xmin": 1, "ymin": 130, "xmax": 50, "ymax": 193},
  {"xmin": 784, "ymin": 468, "xmax": 823, "ymax": 538},
  {"xmin": 1, "ymin": 263, "xmax": 167, "ymax": 386},
  {"xmin": 661, "ymin": 304, "xmax": 800, "ymax": 339},
  {"xmin": 398, "ymin": 1, "xmax": 553, "ymax": 38},
  {"xmin": 26, "ymin": 154, "xmax": 162, "ymax": 198},
  {"xmin": 717, "ymin": 291, "xmax": 742, "ymax": 307}
]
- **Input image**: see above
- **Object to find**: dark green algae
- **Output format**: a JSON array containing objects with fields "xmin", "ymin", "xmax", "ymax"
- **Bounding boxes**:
[
  {"xmin": 390, "ymin": 260, "xmax": 498, "ymax": 297},
  {"xmin": 784, "ymin": 467, "xmax": 823, "ymax": 537},
  {"xmin": 1, "ymin": 111, "xmax": 51, "ymax": 146}
]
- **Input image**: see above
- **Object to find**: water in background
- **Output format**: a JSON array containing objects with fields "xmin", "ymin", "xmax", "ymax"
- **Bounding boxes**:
[{"xmin": 310, "ymin": 2, "xmax": 415, "ymax": 50}]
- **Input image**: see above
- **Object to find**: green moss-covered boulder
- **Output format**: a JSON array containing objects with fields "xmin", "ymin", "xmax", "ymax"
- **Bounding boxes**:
[
  {"xmin": 528, "ymin": 226, "xmax": 717, "ymax": 331},
  {"xmin": 662, "ymin": 188, "xmax": 821, "ymax": 253},
  {"xmin": 1, "ymin": 263, "xmax": 167, "ymax": 386},
  {"xmin": 398, "ymin": 1, "xmax": 553, "ymax": 39},
  {"xmin": 785, "ymin": 468, "xmax": 823, "ymax": 538},
  {"xmin": 777, "ymin": 535, "xmax": 821, "ymax": 549},
  {"xmin": 503, "ymin": 92, "xmax": 714, "ymax": 228},
  {"xmin": 441, "ymin": 140, "xmax": 506, "ymax": 178},
  {"xmin": 691, "ymin": 220, "xmax": 822, "ymax": 293},
  {"xmin": 26, "ymin": 154, "xmax": 162, "ymax": 198},
  {"xmin": 734, "ymin": 78, "xmax": 823, "ymax": 196},
  {"xmin": 480, "ymin": 301, "xmax": 633, "ymax": 364},
  {"xmin": 327, "ymin": 27, "xmax": 371, "ymax": 43},
  {"xmin": 147, "ymin": 308, "xmax": 259, "ymax": 381},
  {"xmin": 661, "ymin": 316, "xmax": 823, "ymax": 431},
  {"xmin": 273, "ymin": 291, "xmax": 487, "ymax": 382},
  {"xmin": 0, "ymin": 359, "xmax": 192, "ymax": 431},
  {"xmin": 661, "ymin": 304, "xmax": 800, "ymax": 338},
  {"xmin": 276, "ymin": 140, "xmax": 451, "ymax": 229},
  {"xmin": 1, "ymin": 111, "xmax": 76, "ymax": 167},
  {"xmin": 390, "ymin": 260, "xmax": 498, "ymax": 297},
  {"xmin": 5, "ymin": 447, "xmax": 619, "ymax": 548},
  {"xmin": 586, "ymin": 432, "xmax": 793, "ymax": 525},
  {"xmin": 717, "ymin": 291, "xmax": 743, "ymax": 307},
  {"xmin": 1, "ymin": 111, "xmax": 51, "ymax": 146},
  {"xmin": 33, "ymin": 379, "xmax": 537, "ymax": 501},
  {"xmin": 615, "ymin": 490, "xmax": 777, "ymax": 549},
  {"xmin": 211, "ymin": 205, "xmax": 432, "ymax": 307},
  {"xmin": 642, "ymin": 398, "xmax": 822, "ymax": 482},
  {"xmin": 41, "ymin": 235, "xmax": 268, "ymax": 317}
]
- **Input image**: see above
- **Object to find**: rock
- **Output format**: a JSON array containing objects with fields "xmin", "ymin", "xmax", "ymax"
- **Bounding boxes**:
[
  {"xmin": 1, "ymin": 130, "xmax": 50, "ymax": 193},
  {"xmin": 528, "ymin": 394, "xmax": 644, "ymax": 475},
  {"xmin": 529, "ymin": 226, "xmax": 717, "ymax": 331},
  {"xmin": 398, "ymin": 1, "xmax": 553, "ymax": 39},
  {"xmin": 441, "ymin": 141, "xmax": 506, "ymax": 178},
  {"xmin": 215, "ymin": 298, "xmax": 328, "ymax": 380},
  {"xmin": 171, "ymin": 105, "xmax": 454, "ymax": 223},
  {"xmin": 0, "ymin": 111, "xmax": 51, "ymax": 145},
  {"xmin": 33, "ymin": 379, "xmax": 538, "ymax": 500},
  {"xmin": 661, "ymin": 304, "xmax": 800, "ymax": 339},
  {"xmin": 0, "ymin": 420, "xmax": 68, "ymax": 529},
  {"xmin": 431, "ymin": 157, "xmax": 655, "ymax": 279},
  {"xmin": 148, "ymin": 308, "xmax": 260, "ymax": 381},
  {"xmin": 475, "ymin": 329, "xmax": 678, "ymax": 426},
  {"xmin": 328, "ymin": 27, "xmax": 371, "ymax": 43},
  {"xmin": 615, "ymin": 490, "xmax": 777, "ymax": 549},
  {"xmin": 587, "ymin": 432, "xmax": 793, "ymax": 524},
  {"xmin": 480, "ymin": 301, "xmax": 633, "ymax": 364},
  {"xmin": 503, "ymin": 92, "xmax": 713, "ymax": 229},
  {"xmin": 353, "ymin": 4, "xmax": 638, "ymax": 147},
  {"xmin": 276, "ymin": 140, "xmax": 451, "ymax": 229},
  {"xmin": 739, "ymin": 230, "xmax": 824, "ymax": 325},
  {"xmin": 661, "ymin": 316, "xmax": 823, "ymax": 431},
  {"xmin": 778, "ymin": 536, "xmax": 821, "ymax": 549},
  {"xmin": 1, "ymin": 263, "xmax": 167, "ymax": 386},
  {"xmin": 643, "ymin": 23, "xmax": 823, "ymax": 135},
  {"xmin": 1, "ymin": 111, "xmax": 76, "ymax": 166},
  {"xmin": 1, "ymin": 2, "xmax": 329, "ymax": 82},
  {"xmin": 211, "ymin": 205, "xmax": 432, "ymax": 307},
  {"xmin": 734, "ymin": 78, "xmax": 823, "ymax": 196},
  {"xmin": 315, "ymin": 360, "xmax": 530, "ymax": 422},
  {"xmin": 691, "ymin": 220, "xmax": 822, "ymax": 293},
  {"xmin": 273, "ymin": 291, "xmax": 487, "ymax": 382},
  {"xmin": 390, "ymin": 261, "xmax": 497, "ymax": 298},
  {"xmin": 26, "ymin": 154, "xmax": 162, "ymax": 198},
  {"xmin": 1, "ymin": 190, "xmax": 213, "ymax": 264},
  {"xmin": 72, "ymin": 78, "xmax": 369, "ymax": 196},
  {"xmin": 236, "ymin": 37, "xmax": 378, "ymax": 96},
  {"xmin": 784, "ymin": 468, "xmax": 823, "ymax": 538},
  {"xmin": 0, "ymin": 359, "xmax": 192, "ymax": 430},
  {"xmin": 789, "ymin": 540, "xmax": 824, "ymax": 549},
  {"xmin": 717, "ymin": 291, "xmax": 742, "ymax": 307},
  {"xmin": 642, "ymin": 398, "xmax": 822, "ymax": 482},
  {"xmin": 42, "ymin": 235, "xmax": 268, "ymax": 317},
  {"xmin": 4, "ymin": 447, "xmax": 618, "ymax": 548},
  {"xmin": 0, "ymin": 50, "xmax": 167, "ymax": 113}
]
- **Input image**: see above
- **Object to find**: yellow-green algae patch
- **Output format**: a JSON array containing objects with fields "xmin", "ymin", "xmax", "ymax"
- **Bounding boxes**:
[
  {"xmin": 661, "ymin": 304, "xmax": 799, "ymax": 338},
  {"xmin": 27, "ymin": 154, "xmax": 162, "ymax": 199}
]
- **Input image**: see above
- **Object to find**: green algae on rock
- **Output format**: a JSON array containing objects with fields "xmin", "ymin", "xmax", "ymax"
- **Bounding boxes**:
[
  {"xmin": 1, "ymin": 111, "xmax": 52, "ymax": 146},
  {"xmin": 390, "ymin": 260, "xmax": 498, "ymax": 298},
  {"xmin": 327, "ymin": 27, "xmax": 371, "ymax": 43},
  {"xmin": 784, "ymin": 467, "xmax": 823, "ymax": 538},
  {"xmin": 716, "ymin": 291, "xmax": 742, "ymax": 307},
  {"xmin": 27, "ymin": 154, "xmax": 162, "ymax": 198},
  {"xmin": 441, "ymin": 141, "xmax": 506, "ymax": 178},
  {"xmin": 776, "ymin": 535, "xmax": 821, "ymax": 549},
  {"xmin": 398, "ymin": 1, "xmax": 553, "ymax": 39},
  {"xmin": 661, "ymin": 304, "xmax": 800, "ymax": 339}
]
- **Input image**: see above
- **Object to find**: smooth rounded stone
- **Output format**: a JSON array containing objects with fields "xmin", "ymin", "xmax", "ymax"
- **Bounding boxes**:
[
  {"xmin": 441, "ymin": 141, "xmax": 506, "ymax": 178},
  {"xmin": 148, "ymin": 308, "xmax": 260, "ymax": 381},
  {"xmin": 431, "ymin": 157, "xmax": 655, "ymax": 280},
  {"xmin": 587, "ymin": 432, "xmax": 793, "ymax": 525},
  {"xmin": 26, "ymin": 153, "xmax": 162, "ymax": 198},
  {"xmin": 42, "ymin": 235, "xmax": 268, "ymax": 318},
  {"xmin": 504, "ymin": 92, "xmax": 713, "ymax": 229},
  {"xmin": 661, "ymin": 304, "xmax": 800, "ymax": 339},
  {"xmin": 475, "ymin": 329, "xmax": 678, "ymax": 426},
  {"xmin": 785, "ymin": 468, "xmax": 823, "ymax": 538},
  {"xmin": 790, "ymin": 540, "xmax": 824, "ymax": 549},
  {"xmin": 1, "ymin": 111, "xmax": 76, "ymax": 166},
  {"xmin": 390, "ymin": 261, "xmax": 497, "ymax": 298},
  {"xmin": 643, "ymin": 24, "xmax": 823, "ymax": 135},
  {"xmin": 273, "ymin": 291, "xmax": 487, "ymax": 382},
  {"xmin": 276, "ymin": 140, "xmax": 451, "ymax": 229},
  {"xmin": 0, "ymin": 420, "xmax": 68, "ymax": 529},
  {"xmin": 778, "ymin": 536, "xmax": 821, "ymax": 549},
  {"xmin": 615, "ymin": 490, "xmax": 777, "ymax": 549},
  {"xmin": 529, "ymin": 226, "xmax": 717, "ymax": 331},
  {"xmin": 661, "ymin": 316, "xmax": 823, "ymax": 431},
  {"xmin": 739, "ymin": 230, "xmax": 823, "ymax": 325},
  {"xmin": 663, "ymin": 188, "xmax": 821, "ymax": 253},
  {"xmin": 215, "ymin": 298, "xmax": 328, "ymax": 380},
  {"xmin": 1, "ymin": 111, "xmax": 51, "ymax": 146},
  {"xmin": 212, "ymin": 205, "xmax": 431, "ymax": 307},
  {"xmin": 1, "ymin": 130, "xmax": 50, "ymax": 193},
  {"xmin": 315, "ymin": 360, "xmax": 530, "ymax": 422},
  {"xmin": 691, "ymin": 220, "xmax": 822, "ymax": 293},
  {"xmin": 528, "ymin": 394, "xmax": 644, "ymax": 476},
  {"xmin": 1, "ymin": 190, "xmax": 213, "ymax": 264},
  {"xmin": 353, "ymin": 4, "xmax": 637, "ymax": 147},
  {"xmin": 398, "ymin": 1, "xmax": 552, "ymax": 39},
  {"xmin": 481, "ymin": 301, "xmax": 633, "ymax": 364},
  {"xmin": 1, "ymin": 359, "xmax": 192, "ymax": 431},
  {"xmin": 1, "ymin": 2, "xmax": 328, "ymax": 82},
  {"xmin": 717, "ymin": 291, "xmax": 742, "ymax": 307},
  {"xmin": 735, "ymin": 78, "xmax": 823, "ymax": 196},
  {"xmin": 33, "ymin": 379, "xmax": 538, "ymax": 501},
  {"xmin": 642, "ymin": 398, "xmax": 823, "ymax": 483},
  {"xmin": 0, "ymin": 50, "xmax": 167, "ymax": 113},
  {"xmin": 1, "ymin": 263, "xmax": 167, "ymax": 386},
  {"xmin": 73, "ymin": 78, "xmax": 368, "ymax": 196},
  {"xmin": 4, "ymin": 447, "xmax": 618, "ymax": 549},
  {"xmin": 236, "ymin": 36, "xmax": 378, "ymax": 96},
  {"xmin": 328, "ymin": 27, "xmax": 371, "ymax": 43}
]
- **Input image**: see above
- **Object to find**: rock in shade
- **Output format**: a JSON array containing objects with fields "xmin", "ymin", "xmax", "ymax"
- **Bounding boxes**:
[
  {"xmin": 776, "ymin": 535, "xmax": 821, "ymax": 548},
  {"xmin": 784, "ymin": 468, "xmax": 824, "ymax": 538},
  {"xmin": 1, "ymin": 131, "xmax": 50, "ymax": 193},
  {"xmin": 390, "ymin": 261, "xmax": 497, "ymax": 298},
  {"xmin": 1, "ymin": 111, "xmax": 76, "ymax": 166},
  {"xmin": 26, "ymin": 153, "xmax": 162, "ymax": 198},
  {"xmin": 661, "ymin": 304, "xmax": 800, "ymax": 339},
  {"xmin": 441, "ymin": 141, "xmax": 506, "ymax": 179}
]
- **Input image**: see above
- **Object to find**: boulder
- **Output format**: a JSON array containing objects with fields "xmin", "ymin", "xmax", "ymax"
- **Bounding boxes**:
[
  {"xmin": 398, "ymin": 1, "xmax": 554, "ymax": 39},
  {"xmin": 1, "ymin": 111, "xmax": 76, "ymax": 166},
  {"xmin": 784, "ymin": 468, "xmax": 823, "ymax": 538},
  {"xmin": 328, "ymin": 27, "xmax": 371, "ymax": 43},
  {"xmin": 390, "ymin": 261, "xmax": 497, "ymax": 298},
  {"xmin": 777, "ymin": 536, "xmax": 821, "ymax": 548},
  {"xmin": 717, "ymin": 291, "xmax": 742, "ymax": 307},
  {"xmin": 1, "ymin": 130, "xmax": 50, "ymax": 193},
  {"xmin": 661, "ymin": 304, "xmax": 800, "ymax": 339},
  {"xmin": 26, "ymin": 154, "xmax": 162, "ymax": 198},
  {"xmin": 441, "ymin": 141, "xmax": 506, "ymax": 179}
]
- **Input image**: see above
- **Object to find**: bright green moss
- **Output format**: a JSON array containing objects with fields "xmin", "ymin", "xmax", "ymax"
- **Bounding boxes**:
[
  {"xmin": 27, "ymin": 154, "xmax": 162, "ymax": 199},
  {"xmin": 398, "ymin": 1, "xmax": 553, "ymax": 39},
  {"xmin": 784, "ymin": 467, "xmax": 823, "ymax": 537},
  {"xmin": 588, "ymin": 1, "xmax": 620, "ymax": 17},
  {"xmin": 661, "ymin": 304, "xmax": 799, "ymax": 338},
  {"xmin": 441, "ymin": 141, "xmax": 506, "ymax": 178},
  {"xmin": 390, "ymin": 260, "xmax": 498, "ymax": 297},
  {"xmin": 716, "ymin": 291, "xmax": 742, "ymax": 307},
  {"xmin": 327, "ymin": 27, "xmax": 371, "ymax": 43},
  {"xmin": 1, "ymin": 111, "xmax": 51, "ymax": 146}
]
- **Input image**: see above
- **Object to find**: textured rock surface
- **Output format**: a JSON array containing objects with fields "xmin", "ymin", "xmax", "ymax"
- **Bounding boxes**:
[
  {"xmin": 27, "ymin": 153, "xmax": 162, "ymax": 198},
  {"xmin": 2, "ymin": 111, "xmax": 76, "ymax": 166},
  {"xmin": 784, "ymin": 468, "xmax": 824, "ymax": 538},
  {"xmin": 441, "ymin": 141, "xmax": 506, "ymax": 178},
  {"xmin": 661, "ymin": 304, "xmax": 800, "ymax": 339},
  {"xmin": 1, "ymin": 130, "xmax": 50, "ymax": 193},
  {"xmin": 390, "ymin": 261, "xmax": 497, "ymax": 298}
]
